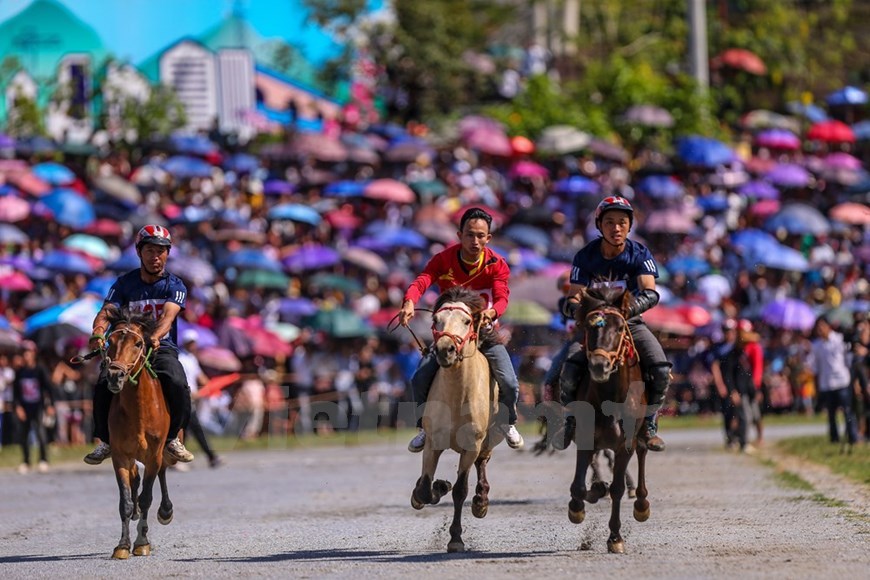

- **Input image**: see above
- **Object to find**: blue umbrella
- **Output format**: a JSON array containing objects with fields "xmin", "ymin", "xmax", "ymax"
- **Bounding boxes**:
[
  {"xmin": 38, "ymin": 250, "xmax": 94, "ymax": 275},
  {"xmin": 665, "ymin": 255, "xmax": 711, "ymax": 278},
  {"xmin": 676, "ymin": 136, "xmax": 736, "ymax": 168},
  {"xmin": 107, "ymin": 246, "xmax": 140, "ymax": 272},
  {"xmin": 83, "ymin": 276, "xmax": 116, "ymax": 299},
  {"xmin": 730, "ymin": 229, "xmax": 780, "ymax": 254},
  {"xmin": 354, "ymin": 228, "xmax": 429, "ymax": 251},
  {"xmin": 220, "ymin": 248, "xmax": 283, "ymax": 272},
  {"xmin": 764, "ymin": 203, "xmax": 831, "ymax": 236},
  {"xmin": 23, "ymin": 297, "xmax": 103, "ymax": 335},
  {"xmin": 277, "ymin": 297, "xmax": 319, "ymax": 320},
  {"xmin": 853, "ymin": 120, "xmax": 870, "ymax": 142},
  {"xmin": 170, "ymin": 205, "xmax": 216, "ymax": 225},
  {"xmin": 282, "ymin": 245, "xmax": 341, "ymax": 273},
  {"xmin": 162, "ymin": 155, "xmax": 214, "ymax": 179},
  {"xmin": 738, "ymin": 180, "xmax": 780, "ymax": 200},
  {"xmin": 262, "ymin": 179, "xmax": 295, "ymax": 195},
  {"xmin": 267, "ymin": 203, "xmax": 322, "ymax": 226},
  {"xmin": 177, "ymin": 319, "xmax": 219, "ymax": 348},
  {"xmin": 222, "ymin": 153, "xmax": 260, "ymax": 174},
  {"xmin": 502, "ymin": 224, "xmax": 551, "ymax": 250},
  {"xmin": 169, "ymin": 134, "xmax": 217, "ymax": 155},
  {"xmin": 696, "ymin": 193, "xmax": 729, "ymax": 212},
  {"xmin": 636, "ymin": 175, "xmax": 684, "ymax": 199},
  {"xmin": 324, "ymin": 180, "xmax": 368, "ymax": 197},
  {"xmin": 747, "ymin": 244, "xmax": 809, "ymax": 272},
  {"xmin": 785, "ymin": 101, "xmax": 828, "ymax": 123},
  {"xmin": 826, "ymin": 86, "xmax": 868, "ymax": 107},
  {"xmin": 36, "ymin": 188, "xmax": 95, "ymax": 229},
  {"xmin": 0, "ymin": 223, "xmax": 28, "ymax": 245},
  {"xmin": 32, "ymin": 162, "xmax": 75, "ymax": 185},
  {"xmin": 553, "ymin": 175, "xmax": 600, "ymax": 196}
]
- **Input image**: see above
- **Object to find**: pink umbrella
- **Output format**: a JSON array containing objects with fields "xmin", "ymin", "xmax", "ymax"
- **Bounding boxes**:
[
  {"xmin": 824, "ymin": 152, "xmax": 863, "ymax": 171},
  {"xmin": 508, "ymin": 160, "xmax": 549, "ymax": 179},
  {"xmin": 10, "ymin": 172, "xmax": 50, "ymax": 196},
  {"xmin": 0, "ymin": 271, "xmax": 33, "ymax": 292},
  {"xmin": 463, "ymin": 126, "xmax": 513, "ymax": 157},
  {"xmin": 363, "ymin": 179, "xmax": 416, "ymax": 204},
  {"xmin": 749, "ymin": 199, "xmax": 781, "ymax": 217},
  {"xmin": 0, "ymin": 195, "xmax": 31, "ymax": 222},
  {"xmin": 829, "ymin": 202, "xmax": 870, "ymax": 225},
  {"xmin": 458, "ymin": 115, "xmax": 504, "ymax": 136},
  {"xmin": 228, "ymin": 316, "xmax": 293, "ymax": 359},
  {"xmin": 0, "ymin": 159, "xmax": 29, "ymax": 174},
  {"xmin": 643, "ymin": 209, "xmax": 696, "ymax": 234}
]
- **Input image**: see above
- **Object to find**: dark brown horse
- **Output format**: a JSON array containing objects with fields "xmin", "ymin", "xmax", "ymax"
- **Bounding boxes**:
[
  {"xmin": 104, "ymin": 305, "xmax": 175, "ymax": 559},
  {"xmin": 566, "ymin": 288, "xmax": 650, "ymax": 553}
]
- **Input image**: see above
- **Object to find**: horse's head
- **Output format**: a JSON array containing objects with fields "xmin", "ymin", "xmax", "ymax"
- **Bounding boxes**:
[
  {"xmin": 431, "ymin": 287, "xmax": 485, "ymax": 368},
  {"xmin": 104, "ymin": 305, "xmax": 156, "ymax": 393},
  {"xmin": 579, "ymin": 288, "xmax": 633, "ymax": 383}
]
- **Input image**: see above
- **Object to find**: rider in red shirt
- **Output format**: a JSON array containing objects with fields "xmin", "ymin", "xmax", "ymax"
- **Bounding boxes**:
[{"xmin": 399, "ymin": 208, "xmax": 524, "ymax": 452}]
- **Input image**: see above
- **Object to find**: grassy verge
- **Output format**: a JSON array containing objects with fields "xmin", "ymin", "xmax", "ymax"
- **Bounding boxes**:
[{"xmin": 775, "ymin": 435, "xmax": 870, "ymax": 488}]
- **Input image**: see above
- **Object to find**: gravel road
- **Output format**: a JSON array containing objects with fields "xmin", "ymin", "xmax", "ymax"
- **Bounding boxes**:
[{"xmin": 1, "ymin": 423, "xmax": 867, "ymax": 579}]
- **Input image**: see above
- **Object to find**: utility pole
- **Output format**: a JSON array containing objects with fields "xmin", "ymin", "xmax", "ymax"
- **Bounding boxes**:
[{"xmin": 687, "ymin": 0, "xmax": 709, "ymax": 90}]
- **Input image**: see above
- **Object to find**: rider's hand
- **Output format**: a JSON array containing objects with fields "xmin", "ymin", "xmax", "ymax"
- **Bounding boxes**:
[
  {"xmin": 88, "ymin": 335, "xmax": 104, "ymax": 352},
  {"xmin": 399, "ymin": 300, "xmax": 415, "ymax": 327},
  {"xmin": 481, "ymin": 309, "xmax": 496, "ymax": 327},
  {"xmin": 150, "ymin": 336, "xmax": 161, "ymax": 351}
]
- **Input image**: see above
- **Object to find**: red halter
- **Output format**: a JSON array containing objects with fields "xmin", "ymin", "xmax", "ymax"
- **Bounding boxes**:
[{"xmin": 431, "ymin": 304, "xmax": 478, "ymax": 360}]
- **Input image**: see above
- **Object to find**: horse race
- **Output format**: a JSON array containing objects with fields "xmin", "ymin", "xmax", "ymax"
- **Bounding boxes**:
[{"xmin": 1, "ymin": 1, "xmax": 869, "ymax": 578}]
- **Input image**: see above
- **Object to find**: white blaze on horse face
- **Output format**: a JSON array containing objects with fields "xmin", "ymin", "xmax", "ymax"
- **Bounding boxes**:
[{"xmin": 433, "ymin": 301, "xmax": 474, "ymax": 367}]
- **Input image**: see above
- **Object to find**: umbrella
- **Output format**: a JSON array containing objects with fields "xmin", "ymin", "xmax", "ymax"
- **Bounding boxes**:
[
  {"xmin": 749, "ymin": 199, "xmax": 781, "ymax": 218},
  {"xmin": 807, "ymin": 120, "xmax": 855, "ymax": 143},
  {"xmin": 410, "ymin": 179, "xmax": 449, "ymax": 198},
  {"xmin": 234, "ymin": 269, "xmax": 290, "ymax": 289},
  {"xmin": 38, "ymin": 250, "xmax": 95, "ymax": 275},
  {"xmin": 384, "ymin": 139, "xmax": 433, "ymax": 163},
  {"xmin": 0, "ymin": 195, "xmax": 30, "ymax": 222},
  {"xmin": 177, "ymin": 319, "xmax": 219, "ymax": 348},
  {"xmin": 83, "ymin": 276, "xmax": 115, "ymax": 299},
  {"xmin": 228, "ymin": 316, "xmax": 293, "ymax": 359},
  {"xmin": 289, "ymin": 133, "xmax": 348, "ymax": 163},
  {"xmin": 536, "ymin": 125, "xmax": 591, "ymax": 155},
  {"xmin": 363, "ymin": 179, "xmax": 416, "ymax": 204},
  {"xmin": 553, "ymin": 175, "xmax": 600, "ymax": 196},
  {"xmin": 765, "ymin": 163, "xmax": 812, "ymax": 189},
  {"xmin": 761, "ymin": 298, "xmax": 816, "ymax": 331},
  {"xmin": 665, "ymin": 255, "xmax": 710, "ymax": 278},
  {"xmin": 107, "ymin": 246, "xmax": 140, "ymax": 272},
  {"xmin": 32, "ymin": 162, "xmax": 75, "ymax": 185},
  {"xmin": 304, "ymin": 308, "xmax": 373, "ymax": 338},
  {"xmin": 737, "ymin": 180, "xmax": 780, "ymax": 200},
  {"xmin": 221, "ymin": 249, "xmax": 283, "ymax": 272},
  {"xmin": 162, "ymin": 155, "xmax": 214, "ymax": 179},
  {"xmin": 636, "ymin": 175, "xmax": 684, "ymax": 200},
  {"xmin": 508, "ymin": 161, "xmax": 549, "ymax": 179},
  {"xmin": 35, "ymin": 189, "xmax": 95, "ymax": 229},
  {"xmin": 417, "ymin": 221, "xmax": 456, "ymax": 244},
  {"xmin": 826, "ymin": 86, "xmax": 868, "ymax": 107},
  {"xmin": 829, "ymin": 202, "xmax": 870, "ymax": 225},
  {"xmin": 676, "ymin": 136, "xmax": 736, "ymax": 168},
  {"xmin": 0, "ymin": 223, "xmax": 28, "ymax": 245},
  {"xmin": 355, "ymin": 228, "xmax": 429, "ymax": 251},
  {"xmin": 644, "ymin": 209, "xmax": 696, "ymax": 234},
  {"xmin": 853, "ymin": 120, "xmax": 870, "ymax": 142},
  {"xmin": 282, "ymin": 245, "xmax": 341, "ymax": 273},
  {"xmin": 746, "ymin": 243, "xmax": 809, "ymax": 272},
  {"xmin": 324, "ymin": 208, "xmax": 363, "ymax": 230},
  {"xmin": 324, "ymin": 180, "xmax": 367, "ymax": 197},
  {"xmin": 823, "ymin": 152, "xmax": 863, "ymax": 171},
  {"xmin": 263, "ymin": 179, "xmax": 295, "ymax": 196},
  {"xmin": 463, "ymin": 126, "xmax": 513, "ymax": 157},
  {"xmin": 730, "ymin": 228, "xmax": 781, "ymax": 254},
  {"xmin": 62, "ymin": 233, "xmax": 112, "ymax": 260},
  {"xmin": 277, "ymin": 297, "xmax": 319, "ymax": 320},
  {"xmin": 753, "ymin": 129, "xmax": 801, "ymax": 151},
  {"xmin": 168, "ymin": 134, "xmax": 218, "ymax": 156},
  {"xmin": 267, "ymin": 203, "xmax": 322, "ymax": 226},
  {"xmin": 501, "ymin": 300, "xmax": 554, "ymax": 326},
  {"xmin": 502, "ymin": 224, "xmax": 550, "ymax": 251},
  {"xmin": 341, "ymin": 247, "xmax": 388, "ymax": 275},
  {"xmin": 711, "ymin": 48, "xmax": 766, "ymax": 75},
  {"xmin": 622, "ymin": 105, "xmax": 674, "ymax": 128},
  {"xmin": 585, "ymin": 139, "xmax": 629, "ymax": 163},
  {"xmin": 696, "ymin": 193, "xmax": 729, "ymax": 213},
  {"xmin": 741, "ymin": 110, "xmax": 800, "ymax": 132},
  {"xmin": 785, "ymin": 101, "xmax": 828, "ymax": 123},
  {"xmin": 23, "ymin": 296, "xmax": 103, "ymax": 335},
  {"xmin": 222, "ymin": 153, "xmax": 260, "ymax": 174},
  {"xmin": 764, "ymin": 203, "xmax": 831, "ymax": 236},
  {"xmin": 0, "ymin": 327, "xmax": 22, "ymax": 351},
  {"xmin": 0, "ymin": 271, "xmax": 33, "ymax": 292},
  {"xmin": 93, "ymin": 175, "xmax": 142, "ymax": 205},
  {"xmin": 641, "ymin": 305, "xmax": 696, "ymax": 336},
  {"xmin": 197, "ymin": 346, "xmax": 242, "ymax": 372},
  {"xmin": 307, "ymin": 273, "xmax": 363, "ymax": 294},
  {"xmin": 508, "ymin": 274, "xmax": 562, "ymax": 308},
  {"xmin": 167, "ymin": 254, "xmax": 217, "ymax": 285},
  {"xmin": 510, "ymin": 135, "xmax": 535, "ymax": 155}
]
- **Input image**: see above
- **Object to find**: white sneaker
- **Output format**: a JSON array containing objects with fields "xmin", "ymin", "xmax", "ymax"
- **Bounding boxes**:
[
  {"xmin": 502, "ymin": 424, "xmax": 524, "ymax": 449},
  {"xmin": 165, "ymin": 438, "xmax": 195, "ymax": 463},
  {"xmin": 408, "ymin": 429, "xmax": 426, "ymax": 453},
  {"xmin": 83, "ymin": 442, "xmax": 111, "ymax": 465},
  {"xmin": 37, "ymin": 461, "xmax": 49, "ymax": 473},
  {"xmin": 17, "ymin": 463, "xmax": 29, "ymax": 475}
]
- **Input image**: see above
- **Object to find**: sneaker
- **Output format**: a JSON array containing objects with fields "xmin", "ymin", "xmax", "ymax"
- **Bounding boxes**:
[
  {"xmin": 640, "ymin": 417, "xmax": 665, "ymax": 452},
  {"xmin": 165, "ymin": 438, "xmax": 194, "ymax": 463},
  {"xmin": 209, "ymin": 456, "xmax": 225, "ymax": 469},
  {"xmin": 408, "ymin": 429, "xmax": 426, "ymax": 453},
  {"xmin": 17, "ymin": 463, "xmax": 29, "ymax": 475},
  {"xmin": 83, "ymin": 442, "xmax": 112, "ymax": 465},
  {"xmin": 501, "ymin": 424, "xmax": 524, "ymax": 449},
  {"xmin": 37, "ymin": 461, "xmax": 49, "ymax": 473}
]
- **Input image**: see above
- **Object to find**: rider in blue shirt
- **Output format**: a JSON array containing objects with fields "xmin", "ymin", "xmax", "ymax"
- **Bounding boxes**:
[
  {"xmin": 557, "ymin": 196, "xmax": 672, "ymax": 451},
  {"xmin": 83, "ymin": 224, "xmax": 195, "ymax": 465}
]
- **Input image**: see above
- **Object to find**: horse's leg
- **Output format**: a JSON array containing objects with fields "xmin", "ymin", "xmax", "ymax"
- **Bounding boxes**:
[
  {"xmin": 633, "ymin": 446, "xmax": 650, "ymax": 522},
  {"xmin": 412, "ymin": 447, "xmax": 448, "ymax": 509},
  {"xmin": 112, "ymin": 461, "xmax": 135, "ymax": 559},
  {"xmin": 133, "ymin": 454, "xmax": 161, "ymax": 556},
  {"xmin": 157, "ymin": 462, "xmax": 174, "ymax": 525},
  {"xmin": 447, "ymin": 451, "xmax": 475, "ymax": 553},
  {"xmin": 471, "ymin": 450, "xmax": 492, "ymax": 518},
  {"xmin": 625, "ymin": 455, "xmax": 637, "ymax": 499},
  {"xmin": 130, "ymin": 462, "xmax": 141, "ymax": 521},
  {"xmin": 587, "ymin": 450, "xmax": 609, "ymax": 504},
  {"xmin": 606, "ymin": 449, "xmax": 633, "ymax": 554},
  {"xmin": 569, "ymin": 449, "xmax": 593, "ymax": 524}
]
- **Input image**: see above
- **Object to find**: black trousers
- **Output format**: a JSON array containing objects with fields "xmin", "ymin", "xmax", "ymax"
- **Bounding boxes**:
[{"xmin": 93, "ymin": 348, "xmax": 191, "ymax": 443}]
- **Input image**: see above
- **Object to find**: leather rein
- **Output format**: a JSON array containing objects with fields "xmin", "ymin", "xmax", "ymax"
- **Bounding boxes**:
[
  {"xmin": 105, "ymin": 326, "xmax": 156, "ymax": 385},
  {"xmin": 431, "ymin": 304, "xmax": 480, "ymax": 361},
  {"xmin": 584, "ymin": 306, "xmax": 637, "ymax": 369}
]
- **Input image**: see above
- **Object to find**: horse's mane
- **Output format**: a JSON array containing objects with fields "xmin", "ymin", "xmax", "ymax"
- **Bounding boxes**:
[
  {"xmin": 580, "ymin": 287, "xmax": 635, "ymax": 315},
  {"xmin": 105, "ymin": 304, "xmax": 158, "ymax": 339},
  {"xmin": 434, "ymin": 286, "xmax": 506, "ymax": 348}
]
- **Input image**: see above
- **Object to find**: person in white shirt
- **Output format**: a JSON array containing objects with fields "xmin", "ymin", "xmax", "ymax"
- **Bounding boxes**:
[
  {"xmin": 810, "ymin": 317, "xmax": 858, "ymax": 445},
  {"xmin": 179, "ymin": 330, "xmax": 224, "ymax": 468}
]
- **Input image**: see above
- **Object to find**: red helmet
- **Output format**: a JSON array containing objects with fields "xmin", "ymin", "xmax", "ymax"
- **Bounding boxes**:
[
  {"xmin": 594, "ymin": 196, "xmax": 634, "ymax": 228},
  {"xmin": 135, "ymin": 224, "xmax": 172, "ymax": 249}
]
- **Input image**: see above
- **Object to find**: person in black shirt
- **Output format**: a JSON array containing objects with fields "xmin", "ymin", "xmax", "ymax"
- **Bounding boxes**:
[{"xmin": 12, "ymin": 341, "xmax": 55, "ymax": 473}]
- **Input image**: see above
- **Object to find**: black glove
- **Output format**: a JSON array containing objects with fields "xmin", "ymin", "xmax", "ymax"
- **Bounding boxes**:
[
  {"xmin": 627, "ymin": 288, "xmax": 660, "ymax": 319},
  {"xmin": 560, "ymin": 296, "xmax": 579, "ymax": 319}
]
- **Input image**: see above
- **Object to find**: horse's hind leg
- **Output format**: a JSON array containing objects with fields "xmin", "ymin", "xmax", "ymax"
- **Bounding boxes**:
[
  {"xmin": 472, "ymin": 451, "xmax": 492, "ymax": 518},
  {"xmin": 412, "ymin": 448, "xmax": 447, "ymax": 509},
  {"xmin": 131, "ymin": 463, "xmax": 141, "ymax": 521},
  {"xmin": 569, "ymin": 449, "xmax": 593, "ymax": 524},
  {"xmin": 112, "ymin": 462, "xmax": 135, "ymax": 559},
  {"xmin": 133, "ymin": 455, "xmax": 161, "ymax": 556},
  {"xmin": 633, "ymin": 447, "xmax": 650, "ymax": 522},
  {"xmin": 606, "ymin": 450, "xmax": 632, "ymax": 554},
  {"xmin": 448, "ymin": 451, "xmax": 475, "ymax": 553},
  {"xmin": 587, "ymin": 450, "xmax": 610, "ymax": 504},
  {"xmin": 157, "ymin": 464, "xmax": 174, "ymax": 525}
]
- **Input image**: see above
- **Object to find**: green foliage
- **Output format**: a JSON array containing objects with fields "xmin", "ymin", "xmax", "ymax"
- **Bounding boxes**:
[
  {"xmin": 118, "ymin": 85, "xmax": 187, "ymax": 142},
  {"xmin": 5, "ymin": 89, "xmax": 44, "ymax": 137}
]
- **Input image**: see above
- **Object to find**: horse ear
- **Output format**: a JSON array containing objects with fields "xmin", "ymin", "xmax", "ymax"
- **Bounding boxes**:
[{"xmin": 621, "ymin": 290, "xmax": 632, "ymax": 316}]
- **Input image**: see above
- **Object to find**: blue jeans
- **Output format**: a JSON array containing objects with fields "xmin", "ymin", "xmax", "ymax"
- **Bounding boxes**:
[
  {"xmin": 822, "ymin": 387, "xmax": 858, "ymax": 444},
  {"xmin": 411, "ymin": 343, "xmax": 519, "ymax": 424}
]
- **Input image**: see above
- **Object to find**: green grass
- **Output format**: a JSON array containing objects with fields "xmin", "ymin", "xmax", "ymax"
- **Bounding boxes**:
[
  {"xmin": 776, "ymin": 435, "xmax": 870, "ymax": 488},
  {"xmin": 657, "ymin": 412, "xmax": 824, "ymax": 431}
]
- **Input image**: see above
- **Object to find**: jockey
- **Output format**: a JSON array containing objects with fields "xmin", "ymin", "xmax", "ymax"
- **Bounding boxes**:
[
  {"xmin": 399, "ymin": 207, "xmax": 524, "ymax": 452},
  {"xmin": 558, "ymin": 196, "xmax": 671, "ymax": 451},
  {"xmin": 83, "ymin": 225, "xmax": 194, "ymax": 465}
]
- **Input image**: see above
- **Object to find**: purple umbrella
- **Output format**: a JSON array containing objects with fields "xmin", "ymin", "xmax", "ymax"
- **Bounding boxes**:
[
  {"xmin": 738, "ymin": 180, "xmax": 780, "ymax": 200},
  {"xmin": 753, "ymin": 129, "xmax": 801, "ymax": 151},
  {"xmin": 765, "ymin": 163, "xmax": 812, "ymax": 188},
  {"xmin": 282, "ymin": 245, "xmax": 341, "ymax": 273},
  {"xmin": 263, "ymin": 179, "xmax": 295, "ymax": 196},
  {"xmin": 177, "ymin": 319, "xmax": 219, "ymax": 348},
  {"xmin": 277, "ymin": 297, "xmax": 319, "ymax": 319},
  {"xmin": 761, "ymin": 298, "xmax": 817, "ymax": 331}
]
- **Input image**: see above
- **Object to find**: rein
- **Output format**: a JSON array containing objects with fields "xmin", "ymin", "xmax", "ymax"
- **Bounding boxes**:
[
  {"xmin": 105, "ymin": 326, "xmax": 158, "ymax": 385},
  {"xmin": 585, "ymin": 306, "xmax": 637, "ymax": 369},
  {"xmin": 387, "ymin": 308, "xmax": 432, "ymax": 354},
  {"xmin": 431, "ymin": 304, "xmax": 479, "ymax": 361}
]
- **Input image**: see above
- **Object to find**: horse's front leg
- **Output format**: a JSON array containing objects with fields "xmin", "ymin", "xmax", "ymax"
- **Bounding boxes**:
[
  {"xmin": 133, "ymin": 454, "xmax": 162, "ymax": 556},
  {"xmin": 633, "ymin": 446, "xmax": 650, "ymax": 522},
  {"xmin": 471, "ymin": 450, "xmax": 492, "ymax": 518},
  {"xmin": 606, "ymin": 449, "xmax": 633, "ymax": 554},
  {"xmin": 112, "ymin": 462, "xmax": 135, "ymax": 559},
  {"xmin": 156, "ymin": 463, "xmax": 174, "ymax": 525},
  {"xmin": 448, "ymin": 451, "xmax": 475, "ymax": 553},
  {"xmin": 586, "ymin": 450, "xmax": 609, "ymax": 504},
  {"xmin": 569, "ymin": 449, "xmax": 593, "ymax": 524},
  {"xmin": 411, "ymin": 447, "xmax": 448, "ymax": 509}
]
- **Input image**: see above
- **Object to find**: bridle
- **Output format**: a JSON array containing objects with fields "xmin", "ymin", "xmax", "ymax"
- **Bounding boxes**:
[
  {"xmin": 105, "ymin": 325, "xmax": 155, "ymax": 386},
  {"xmin": 584, "ymin": 306, "xmax": 637, "ymax": 369},
  {"xmin": 431, "ymin": 304, "xmax": 479, "ymax": 361}
]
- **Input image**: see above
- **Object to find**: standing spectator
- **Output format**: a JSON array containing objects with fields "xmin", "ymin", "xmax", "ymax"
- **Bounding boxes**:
[
  {"xmin": 12, "ymin": 342, "xmax": 55, "ymax": 473},
  {"xmin": 710, "ymin": 320, "xmax": 753, "ymax": 452},
  {"xmin": 50, "ymin": 338, "xmax": 89, "ymax": 446},
  {"xmin": 810, "ymin": 317, "xmax": 859, "ymax": 446},
  {"xmin": 849, "ymin": 318, "xmax": 869, "ymax": 439},
  {"xmin": 738, "ymin": 319, "xmax": 765, "ymax": 445},
  {"xmin": 178, "ymin": 330, "xmax": 224, "ymax": 468},
  {"xmin": 0, "ymin": 353, "xmax": 15, "ymax": 449}
]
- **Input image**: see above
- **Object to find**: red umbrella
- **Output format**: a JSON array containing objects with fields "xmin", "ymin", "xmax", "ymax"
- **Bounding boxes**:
[
  {"xmin": 510, "ymin": 135, "xmax": 535, "ymax": 155},
  {"xmin": 807, "ymin": 120, "xmax": 855, "ymax": 143},
  {"xmin": 711, "ymin": 48, "xmax": 767, "ymax": 75},
  {"xmin": 363, "ymin": 179, "xmax": 416, "ymax": 203},
  {"xmin": 749, "ymin": 199, "xmax": 781, "ymax": 218},
  {"xmin": 829, "ymin": 202, "xmax": 870, "ymax": 225}
]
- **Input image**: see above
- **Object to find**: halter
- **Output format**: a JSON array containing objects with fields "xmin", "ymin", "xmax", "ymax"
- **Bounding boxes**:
[
  {"xmin": 584, "ymin": 306, "xmax": 637, "ymax": 369},
  {"xmin": 431, "ymin": 304, "xmax": 479, "ymax": 361},
  {"xmin": 105, "ymin": 325, "xmax": 157, "ymax": 385}
]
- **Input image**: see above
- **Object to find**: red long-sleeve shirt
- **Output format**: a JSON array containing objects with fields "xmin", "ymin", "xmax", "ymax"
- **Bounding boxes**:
[
  {"xmin": 743, "ymin": 341, "xmax": 764, "ymax": 390},
  {"xmin": 403, "ymin": 246, "xmax": 511, "ymax": 318}
]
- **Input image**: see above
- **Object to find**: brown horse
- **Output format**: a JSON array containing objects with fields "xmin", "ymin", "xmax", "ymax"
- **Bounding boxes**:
[
  {"xmin": 103, "ymin": 305, "xmax": 175, "ymax": 559},
  {"xmin": 410, "ymin": 286, "xmax": 505, "ymax": 553},
  {"xmin": 566, "ymin": 288, "xmax": 650, "ymax": 554}
]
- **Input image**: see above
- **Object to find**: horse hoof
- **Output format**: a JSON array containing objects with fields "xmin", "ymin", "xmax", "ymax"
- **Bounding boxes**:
[
  {"xmin": 607, "ymin": 540, "xmax": 625, "ymax": 554},
  {"xmin": 158, "ymin": 511, "xmax": 173, "ymax": 525},
  {"xmin": 447, "ymin": 541, "xmax": 465, "ymax": 553},
  {"xmin": 112, "ymin": 547, "xmax": 130, "ymax": 560},
  {"xmin": 471, "ymin": 497, "xmax": 488, "ymax": 519},
  {"xmin": 133, "ymin": 544, "xmax": 151, "ymax": 556},
  {"xmin": 634, "ymin": 506, "xmax": 650, "ymax": 522},
  {"xmin": 411, "ymin": 493, "xmax": 424, "ymax": 510}
]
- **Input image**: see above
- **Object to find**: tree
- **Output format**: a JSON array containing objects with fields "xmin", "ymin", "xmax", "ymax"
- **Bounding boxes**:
[{"xmin": 117, "ymin": 85, "xmax": 186, "ymax": 143}]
